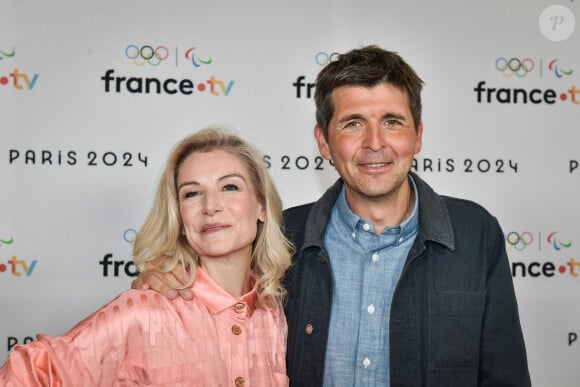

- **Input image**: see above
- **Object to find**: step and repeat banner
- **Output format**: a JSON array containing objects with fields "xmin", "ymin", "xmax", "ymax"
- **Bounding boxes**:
[{"xmin": 1, "ymin": 0, "xmax": 578, "ymax": 385}]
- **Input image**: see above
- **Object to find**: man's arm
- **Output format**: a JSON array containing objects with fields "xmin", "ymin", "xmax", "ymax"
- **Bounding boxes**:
[{"xmin": 479, "ymin": 220, "xmax": 531, "ymax": 386}]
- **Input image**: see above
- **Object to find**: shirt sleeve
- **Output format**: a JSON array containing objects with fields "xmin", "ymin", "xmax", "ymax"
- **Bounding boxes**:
[
  {"xmin": 0, "ymin": 289, "xmax": 162, "ymax": 387},
  {"xmin": 0, "ymin": 333, "xmax": 97, "ymax": 387}
]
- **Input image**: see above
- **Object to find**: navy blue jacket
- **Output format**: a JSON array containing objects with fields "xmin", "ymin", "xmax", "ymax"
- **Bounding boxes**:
[{"xmin": 282, "ymin": 173, "xmax": 531, "ymax": 387}]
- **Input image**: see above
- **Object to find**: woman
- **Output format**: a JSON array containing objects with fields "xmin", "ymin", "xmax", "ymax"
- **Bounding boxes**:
[{"xmin": 0, "ymin": 128, "xmax": 293, "ymax": 386}]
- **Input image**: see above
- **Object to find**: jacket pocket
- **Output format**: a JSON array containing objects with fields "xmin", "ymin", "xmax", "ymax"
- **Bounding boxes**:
[{"xmin": 428, "ymin": 290, "xmax": 485, "ymax": 370}]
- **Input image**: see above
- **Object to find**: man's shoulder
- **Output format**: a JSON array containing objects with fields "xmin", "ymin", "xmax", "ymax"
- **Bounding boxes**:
[
  {"xmin": 438, "ymin": 195, "xmax": 500, "ymax": 232},
  {"xmin": 441, "ymin": 195, "xmax": 494, "ymax": 218},
  {"xmin": 283, "ymin": 202, "xmax": 315, "ymax": 229}
]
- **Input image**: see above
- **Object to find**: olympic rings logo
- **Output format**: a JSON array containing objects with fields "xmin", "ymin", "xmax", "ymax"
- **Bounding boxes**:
[
  {"xmin": 123, "ymin": 228, "xmax": 138, "ymax": 243},
  {"xmin": 495, "ymin": 57, "xmax": 535, "ymax": 78},
  {"xmin": 505, "ymin": 231, "xmax": 534, "ymax": 251},
  {"xmin": 315, "ymin": 51, "xmax": 340, "ymax": 67},
  {"xmin": 125, "ymin": 45, "xmax": 169, "ymax": 66}
]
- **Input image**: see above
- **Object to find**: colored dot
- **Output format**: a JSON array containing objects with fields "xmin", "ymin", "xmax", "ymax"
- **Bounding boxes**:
[
  {"xmin": 0, "ymin": 76, "xmax": 8, "ymax": 85},
  {"xmin": 197, "ymin": 83, "xmax": 206, "ymax": 92},
  {"xmin": 559, "ymin": 265, "xmax": 566, "ymax": 273},
  {"xmin": 0, "ymin": 263, "xmax": 6, "ymax": 272},
  {"xmin": 560, "ymin": 93, "xmax": 568, "ymax": 101}
]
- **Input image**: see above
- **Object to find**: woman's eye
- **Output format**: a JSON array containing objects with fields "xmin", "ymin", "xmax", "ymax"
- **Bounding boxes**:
[
  {"xmin": 183, "ymin": 191, "xmax": 200, "ymax": 199},
  {"xmin": 223, "ymin": 184, "xmax": 239, "ymax": 191}
]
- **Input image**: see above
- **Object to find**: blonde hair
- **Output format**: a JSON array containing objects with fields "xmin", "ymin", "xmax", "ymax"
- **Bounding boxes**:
[{"xmin": 133, "ymin": 128, "xmax": 293, "ymax": 304}]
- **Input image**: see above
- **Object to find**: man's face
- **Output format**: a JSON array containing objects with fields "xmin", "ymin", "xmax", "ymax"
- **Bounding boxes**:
[{"xmin": 315, "ymin": 83, "xmax": 423, "ymax": 209}]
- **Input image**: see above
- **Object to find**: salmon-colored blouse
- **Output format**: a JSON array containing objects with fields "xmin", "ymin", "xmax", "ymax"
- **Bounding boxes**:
[{"xmin": 0, "ymin": 268, "xmax": 288, "ymax": 386}]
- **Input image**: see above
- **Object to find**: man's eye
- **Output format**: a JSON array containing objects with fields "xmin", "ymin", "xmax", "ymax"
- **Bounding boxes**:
[
  {"xmin": 223, "ymin": 184, "xmax": 239, "ymax": 191},
  {"xmin": 386, "ymin": 119, "xmax": 402, "ymax": 126},
  {"xmin": 344, "ymin": 121, "xmax": 361, "ymax": 129}
]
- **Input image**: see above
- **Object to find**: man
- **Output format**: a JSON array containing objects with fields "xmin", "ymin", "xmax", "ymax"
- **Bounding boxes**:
[{"xmin": 135, "ymin": 45, "xmax": 531, "ymax": 386}]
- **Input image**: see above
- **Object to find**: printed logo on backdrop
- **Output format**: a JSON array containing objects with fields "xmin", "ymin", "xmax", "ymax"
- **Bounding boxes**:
[
  {"xmin": 261, "ymin": 50, "xmax": 338, "ymax": 172},
  {"xmin": 2, "ymin": 236, "xmax": 36, "ymax": 351},
  {"xmin": 99, "ymin": 228, "xmax": 138, "ymax": 277},
  {"xmin": 101, "ymin": 45, "xmax": 234, "ymax": 96},
  {"xmin": 8, "ymin": 148, "xmax": 149, "ymax": 168},
  {"xmin": 0, "ymin": 235, "xmax": 38, "ymax": 277},
  {"xmin": 412, "ymin": 157, "xmax": 519, "ymax": 175},
  {"xmin": 570, "ymin": 160, "xmax": 580, "ymax": 175},
  {"xmin": 292, "ymin": 50, "xmax": 338, "ymax": 99},
  {"xmin": 506, "ymin": 230, "xmax": 580, "ymax": 278},
  {"xmin": 474, "ymin": 56, "xmax": 579, "ymax": 105},
  {"xmin": 0, "ymin": 49, "xmax": 39, "ymax": 91}
]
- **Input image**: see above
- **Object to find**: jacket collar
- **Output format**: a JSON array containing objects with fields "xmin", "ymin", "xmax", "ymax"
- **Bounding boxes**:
[{"xmin": 301, "ymin": 172, "xmax": 455, "ymax": 253}]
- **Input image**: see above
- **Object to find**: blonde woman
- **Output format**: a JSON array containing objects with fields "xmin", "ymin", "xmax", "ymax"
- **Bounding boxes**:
[{"xmin": 1, "ymin": 128, "xmax": 292, "ymax": 386}]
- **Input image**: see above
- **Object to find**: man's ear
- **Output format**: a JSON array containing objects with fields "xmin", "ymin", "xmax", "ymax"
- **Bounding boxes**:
[
  {"xmin": 414, "ymin": 121, "xmax": 423, "ymax": 154},
  {"xmin": 314, "ymin": 125, "xmax": 332, "ymax": 160}
]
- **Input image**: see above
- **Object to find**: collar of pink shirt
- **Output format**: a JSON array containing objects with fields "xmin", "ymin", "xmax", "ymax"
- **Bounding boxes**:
[{"xmin": 192, "ymin": 267, "xmax": 258, "ymax": 316}]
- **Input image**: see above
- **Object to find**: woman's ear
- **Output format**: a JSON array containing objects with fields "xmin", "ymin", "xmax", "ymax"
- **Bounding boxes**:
[{"xmin": 258, "ymin": 205, "xmax": 266, "ymax": 223}]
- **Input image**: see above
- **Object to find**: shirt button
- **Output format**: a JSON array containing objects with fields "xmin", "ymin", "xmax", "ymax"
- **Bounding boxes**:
[
  {"xmin": 372, "ymin": 252, "xmax": 379, "ymax": 262},
  {"xmin": 231, "ymin": 324, "xmax": 242, "ymax": 335},
  {"xmin": 351, "ymin": 232, "xmax": 356, "ymax": 239},
  {"xmin": 367, "ymin": 304, "xmax": 375, "ymax": 314},
  {"xmin": 234, "ymin": 302, "xmax": 245, "ymax": 314},
  {"xmin": 235, "ymin": 376, "xmax": 245, "ymax": 386},
  {"xmin": 305, "ymin": 323, "xmax": 314, "ymax": 335},
  {"xmin": 363, "ymin": 357, "xmax": 371, "ymax": 368},
  {"xmin": 363, "ymin": 223, "xmax": 370, "ymax": 231}
]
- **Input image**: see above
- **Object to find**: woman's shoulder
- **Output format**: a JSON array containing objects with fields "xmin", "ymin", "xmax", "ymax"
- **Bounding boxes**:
[{"xmin": 65, "ymin": 290, "xmax": 179, "ymax": 338}]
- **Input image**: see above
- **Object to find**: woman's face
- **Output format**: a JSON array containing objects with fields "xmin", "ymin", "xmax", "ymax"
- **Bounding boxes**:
[{"xmin": 176, "ymin": 149, "xmax": 265, "ymax": 262}]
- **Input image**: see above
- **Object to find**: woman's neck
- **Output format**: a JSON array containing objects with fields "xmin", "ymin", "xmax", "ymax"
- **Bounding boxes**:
[{"xmin": 199, "ymin": 252, "xmax": 253, "ymax": 297}]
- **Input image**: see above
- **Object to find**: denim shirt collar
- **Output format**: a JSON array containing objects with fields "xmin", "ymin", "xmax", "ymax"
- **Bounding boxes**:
[{"xmin": 302, "ymin": 172, "xmax": 455, "ymax": 254}]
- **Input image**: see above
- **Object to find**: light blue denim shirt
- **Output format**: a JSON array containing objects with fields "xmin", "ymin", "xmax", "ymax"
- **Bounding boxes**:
[{"xmin": 322, "ymin": 177, "xmax": 419, "ymax": 387}]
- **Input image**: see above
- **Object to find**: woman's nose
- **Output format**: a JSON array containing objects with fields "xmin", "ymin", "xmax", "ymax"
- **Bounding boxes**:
[{"xmin": 202, "ymin": 192, "xmax": 223, "ymax": 215}]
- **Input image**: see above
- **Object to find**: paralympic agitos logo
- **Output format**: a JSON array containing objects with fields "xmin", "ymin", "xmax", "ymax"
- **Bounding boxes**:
[
  {"xmin": 474, "ymin": 57, "xmax": 579, "ymax": 105},
  {"xmin": 100, "ymin": 44, "xmax": 234, "ymax": 96}
]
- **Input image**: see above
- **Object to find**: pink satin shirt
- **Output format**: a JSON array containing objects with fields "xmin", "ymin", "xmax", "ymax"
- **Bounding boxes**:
[{"xmin": 0, "ymin": 268, "xmax": 288, "ymax": 386}]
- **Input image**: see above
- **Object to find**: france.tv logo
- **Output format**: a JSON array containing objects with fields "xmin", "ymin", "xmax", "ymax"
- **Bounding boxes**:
[
  {"xmin": 0, "ymin": 236, "xmax": 38, "ymax": 277},
  {"xmin": 101, "ymin": 44, "xmax": 233, "ymax": 96},
  {"xmin": 474, "ymin": 56, "xmax": 579, "ymax": 105},
  {"xmin": 0, "ymin": 49, "xmax": 40, "ymax": 91}
]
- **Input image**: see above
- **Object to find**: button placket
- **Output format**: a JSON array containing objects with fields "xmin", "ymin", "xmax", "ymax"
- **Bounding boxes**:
[
  {"xmin": 234, "ymin": 302, "xmax": 245, "ymax": 314},
  {"xmin": 231, "ymin": 324, "xmax": 242, "ymax": 335}
]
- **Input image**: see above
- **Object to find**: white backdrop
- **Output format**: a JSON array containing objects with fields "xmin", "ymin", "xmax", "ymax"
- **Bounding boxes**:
[{"xmin": 1, "ymin": 1, "xmax": 579, "ymax": 385}]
